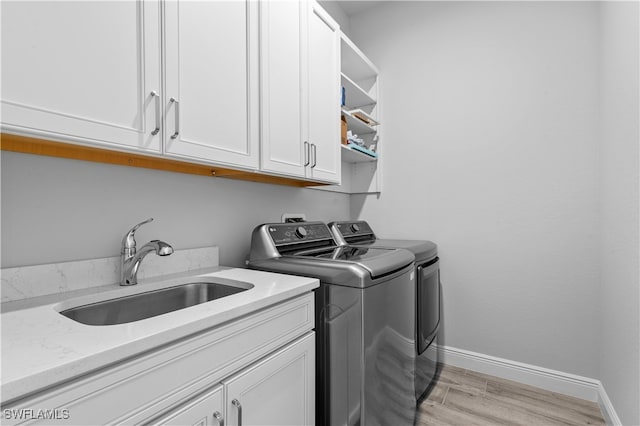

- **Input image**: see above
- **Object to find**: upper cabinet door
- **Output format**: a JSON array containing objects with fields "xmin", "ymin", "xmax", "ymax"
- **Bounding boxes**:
[
  {"xmin": 260, "ymin": 0, "xmax": 340, "ymax": 184},
  {"xmin": 307, "ymin": 2, "xmax": 341, "ymax": 184},
  {"xmin": 1, "ymin": 0, "xmax": 162, "ymax": 153},
  {"xmin": 259, "ymin": 0, "xmax": 307, "ymax": 178},
  {"xmin": 163, "ymin": 0, "xmax": 259, "ymax": 169}
]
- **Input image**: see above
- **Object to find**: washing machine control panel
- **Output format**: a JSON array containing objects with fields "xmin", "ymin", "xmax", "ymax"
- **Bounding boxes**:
[{"xmin": 268, "ymin": 222, "xmax": 334, "ymax": 245}]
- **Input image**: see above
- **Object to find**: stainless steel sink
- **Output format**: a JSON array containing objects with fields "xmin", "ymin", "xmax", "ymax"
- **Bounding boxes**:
[{"xmin": 60, "ymin": 281, "xmax": 252, "ymax": 326}]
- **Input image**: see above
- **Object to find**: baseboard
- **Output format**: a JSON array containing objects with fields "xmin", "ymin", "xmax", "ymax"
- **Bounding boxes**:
[
  {"xmin": 438, "ymin": 345, "xmax": 621, "ymax": 425},
  {"xmin": 597, "ymin": 382, "xmax": 623, "ymax": 426}
]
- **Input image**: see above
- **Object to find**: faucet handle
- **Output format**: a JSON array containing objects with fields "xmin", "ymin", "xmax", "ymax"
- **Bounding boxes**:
[{"xmin": 121, "ymin": 218, "xmax": 153, "ymax": 254}]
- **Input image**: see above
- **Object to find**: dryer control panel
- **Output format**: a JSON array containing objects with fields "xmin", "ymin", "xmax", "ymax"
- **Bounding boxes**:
[{"xmin": 330, "ymin": 221, "xmax": 376, "ymax": 244}]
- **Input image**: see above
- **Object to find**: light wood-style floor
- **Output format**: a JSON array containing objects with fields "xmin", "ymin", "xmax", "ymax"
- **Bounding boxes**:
[{"xmin": 416, "ymin": 364, "xmax": 606, "ymax": 426}]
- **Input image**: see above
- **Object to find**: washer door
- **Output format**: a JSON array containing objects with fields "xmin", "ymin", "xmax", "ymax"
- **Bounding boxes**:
[{"xmin": 417, "ymin": 258, "xmax": 440, "ymax": 354}]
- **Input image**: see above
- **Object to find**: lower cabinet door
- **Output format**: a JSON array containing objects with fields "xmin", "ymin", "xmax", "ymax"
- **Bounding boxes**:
[
  {"xmin": 224, "ymin": 333, "xmax": 315, "ymax": 426},
  {"xmin": 151, "ymin": 385, "xmax": 224, "ymax": 426}
]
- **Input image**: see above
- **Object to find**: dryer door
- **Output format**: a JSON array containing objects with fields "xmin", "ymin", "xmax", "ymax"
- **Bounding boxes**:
[{"xmin": 417, "ymin": 258, "xmax": 440, "ymax": 354}]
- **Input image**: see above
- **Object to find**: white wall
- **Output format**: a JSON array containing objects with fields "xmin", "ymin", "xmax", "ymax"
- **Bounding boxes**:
[
  {"xmin": 599, "ymin": 2, "xmax": 640, "ymax": 425},
  {"xmin": 0, "ymin": 152, "xmax": 350, "ymax": 268},
  {"xmin": 318, "ymin": 0, "xmax": 351, "ymax": 37},
  {"xmin": 349, "ymin": 1, "xmax": 602, "ymax": 378}
]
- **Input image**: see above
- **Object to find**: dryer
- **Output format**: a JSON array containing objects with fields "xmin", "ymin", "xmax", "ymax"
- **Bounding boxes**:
[{"xmin": 329, "ymin": 220, "xmax": 441, "ymax": 402}]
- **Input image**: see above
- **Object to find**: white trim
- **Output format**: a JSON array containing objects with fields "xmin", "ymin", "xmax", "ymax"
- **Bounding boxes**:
[
  {"xmin": 597, "ymin": 382, "xmax": 623, "ymax": 426},
  {"xmin": 439, "ymin": 345, "xmax": 599, "ymax": 401},
  {"xmin": 438, "ymin": 345, "xmax": 621, "ymax": 425}
]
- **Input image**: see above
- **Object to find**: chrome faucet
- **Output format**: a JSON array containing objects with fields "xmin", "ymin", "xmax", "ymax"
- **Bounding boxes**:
[{"xmin": 120, "ymin": 218, "xmax": 173, "ymax": 286}]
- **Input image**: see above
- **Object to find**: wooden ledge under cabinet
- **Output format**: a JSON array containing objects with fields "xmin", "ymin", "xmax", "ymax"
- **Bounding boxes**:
[{"xmin": 0, "ymin": 133, "xmax": 328, "ymax": 188}]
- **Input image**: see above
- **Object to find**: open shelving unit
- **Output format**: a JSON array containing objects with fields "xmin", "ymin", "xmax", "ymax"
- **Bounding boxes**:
[{"xmin": 313, "ymin": 30, "xmax": 381, "ymax": 194}]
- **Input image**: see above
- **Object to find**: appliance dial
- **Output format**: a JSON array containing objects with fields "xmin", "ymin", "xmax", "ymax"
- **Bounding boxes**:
[
  {"xmin": 295, "ymin": 226, "xmax": 308, "ymax": 239},
  {"xmin": 351, "ymin": 223, "xmax": 360, "ymax": 233}
]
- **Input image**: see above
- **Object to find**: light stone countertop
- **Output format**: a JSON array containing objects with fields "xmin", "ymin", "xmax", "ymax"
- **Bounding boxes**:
[{"xmin": 1, "ymin": 267, "xmax": 319, "ymax": 403}]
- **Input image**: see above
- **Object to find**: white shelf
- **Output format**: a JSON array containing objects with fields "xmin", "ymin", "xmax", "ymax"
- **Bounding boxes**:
[
  {"xmin": 312, "ymin": 23, "xmax": 381, "ymax": 194},
  {"xmin": 342, "ymin": 109, "xmax": 377, "ymax": 135},
  {"xmin": 341, "ymin": 73, "xmax": 376, "ymax": 109},
  {"xmin": 341, "ymin": 32, "xmax": 378, "ymax": 82},
  {"xmin": 341, "ymin": 145, "xmax": 378, "ymax": 163},
  {"xmin": 345, "ymin": 108, "xmax": 378, "ymax": 126}
]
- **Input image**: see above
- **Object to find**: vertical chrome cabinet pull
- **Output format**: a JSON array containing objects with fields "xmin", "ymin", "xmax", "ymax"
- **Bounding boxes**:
[
  {"xmin": 231, "ymin": 399, "xmax": 242, "ymax": 426},
  {"xmin": 213, "ymin": 411, "xmax": 224, "ymax": 426},
  {"xmin": 150, "ymin": 91, "xmax": 160, "ymax": 136},
  {"xmin": 303, "ymin": 141, "xmax": 310, "ymax": 166},
  {"xmin": 170, "ymin": 97, "xmax": 180, "ymax": 139},
  {"xmin": 311, "ymin": 144, "xmax": 317, "ymax": 168}
]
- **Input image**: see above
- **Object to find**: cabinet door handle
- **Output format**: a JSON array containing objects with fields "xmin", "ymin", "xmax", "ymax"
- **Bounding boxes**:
[
  {"xmin": 303, "ymin": 141, "xmax": 310, "ymax": 166},
  {"xmin": 311, "ymin": 143, "xmax": 317, "ymax": 168},
  {"xmin": 232, "ymin": 399, "xmax": 242, "ymax": 426},
  {"xmin": 213, "ymin": 411, "xmax": 224, "ymax": 426},
  {"xmin": 150, "ymin": 91, "xmax": 160, "ymax": 136},
  {"xmin": 170, "ymin": 97, "xmax": 180, "ymax": 139}
]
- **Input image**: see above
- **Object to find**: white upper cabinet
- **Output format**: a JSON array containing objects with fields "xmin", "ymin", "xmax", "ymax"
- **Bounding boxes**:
[
  {"xmin": 1, "ymin": 0, "xmax": 162, "ymax": 153},
  {"xmin": 163, "ymin": 0, "xmax": 259, "ymax": 169},
  {"xmin": 259, "ymin": 0, "xmax": 307, "ymax": 178},
  {"xmin": 260, "ymin": 0, "xmax": 341, "ymax": 184},
  {"xmin": 307, "ymin": 2, "xmax": 342, "ymax": 183},
  {"xmin": 2, "ymin": 0, "xmax": 341, "ymax": 185}
]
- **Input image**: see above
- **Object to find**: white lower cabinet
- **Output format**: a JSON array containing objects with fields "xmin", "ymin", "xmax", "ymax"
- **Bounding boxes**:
[
  {"xmin": 153, "ymin": 333, "xmax": 314, "ymax": 426},
  {"xmin": 224, "ymin": 333, "xmax": 315, "ymax": 426},
  {"xmin": 2, "ymin": 294, "xmax": 315, "ymax": 426},
  {"xmin": 152, "ymin": 385, "xmax": 224, "ymax": 426}
]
